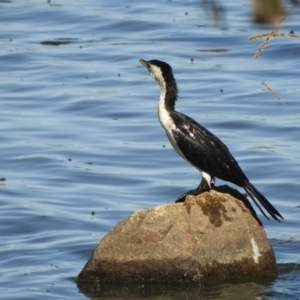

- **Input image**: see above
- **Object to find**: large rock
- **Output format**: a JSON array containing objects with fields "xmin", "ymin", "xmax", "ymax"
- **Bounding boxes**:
[{"xmin": 77, "ymin": 186, "xmax": 278, "ymax": 284}]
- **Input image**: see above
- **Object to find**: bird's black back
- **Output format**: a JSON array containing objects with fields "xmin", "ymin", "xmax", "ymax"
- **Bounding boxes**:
[{"xmin": 171, "ymin": 111, "xmax": 248, "ymax": 186}]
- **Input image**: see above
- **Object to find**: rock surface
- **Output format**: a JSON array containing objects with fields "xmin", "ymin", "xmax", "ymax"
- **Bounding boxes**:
[{"xmin": 77, "ymin": 186, "xmax": 278, "ymax": 284}]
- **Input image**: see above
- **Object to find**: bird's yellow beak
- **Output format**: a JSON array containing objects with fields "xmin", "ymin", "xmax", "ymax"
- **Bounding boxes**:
[{"xmin": 139, "ymin": 59, "xmax": 149, "ymax": 68}]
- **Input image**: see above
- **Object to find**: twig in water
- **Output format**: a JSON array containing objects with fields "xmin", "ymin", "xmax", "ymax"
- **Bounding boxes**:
[
  {"xmin": 281, "ymin": 263, "xmax": 299, "ymax": 299},
  {"xmin": 250, "ymin": 5, "xmax": 297, "ymax": 59},
  {"xmin": 262, "ymin": 81, "xmax": 300, "ymax": 120}
]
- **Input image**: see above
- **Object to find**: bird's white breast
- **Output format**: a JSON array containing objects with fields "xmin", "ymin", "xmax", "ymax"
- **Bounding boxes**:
[{"xmin": 158, "ymin": 94, "xmax": 187, "ymax": 161}]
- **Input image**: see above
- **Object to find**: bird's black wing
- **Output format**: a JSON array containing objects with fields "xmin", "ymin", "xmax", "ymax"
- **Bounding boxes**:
[{"xmin": 171, "ymin": 111, "xmax": 247, "ymax": 186}]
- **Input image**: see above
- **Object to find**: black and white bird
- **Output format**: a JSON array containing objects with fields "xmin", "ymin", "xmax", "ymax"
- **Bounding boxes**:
[{"xmin": 139, "ymin": 58, "xmax": 283, "ymax": 222}]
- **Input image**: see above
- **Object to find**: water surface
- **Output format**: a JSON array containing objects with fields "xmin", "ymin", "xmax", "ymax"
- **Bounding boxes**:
[{"xmin": 0, "ymin": 0, "xmax": 299, "ymax": 299}]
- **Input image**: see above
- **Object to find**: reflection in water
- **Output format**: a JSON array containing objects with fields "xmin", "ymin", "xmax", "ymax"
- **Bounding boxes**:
[{"xmin": 78, "ymin": 281, "xmax": 270, "ymax": 300}]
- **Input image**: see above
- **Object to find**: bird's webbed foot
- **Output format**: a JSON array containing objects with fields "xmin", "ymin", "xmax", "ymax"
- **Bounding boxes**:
[
  {"xmin": 174, "ymin": 178, "xmax": 211, "ymax": 203},
  {"xmin": 174, "ymin": 189, "xmax": 197, "ymax": 203}
]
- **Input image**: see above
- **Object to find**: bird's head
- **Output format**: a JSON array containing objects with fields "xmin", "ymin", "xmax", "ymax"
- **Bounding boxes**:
[{"xmin": 139, "ymin": 59, "xmax": 174, "ymax": 84}]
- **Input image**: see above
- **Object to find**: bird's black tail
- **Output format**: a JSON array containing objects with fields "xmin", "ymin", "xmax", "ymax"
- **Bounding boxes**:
[{"xmin": 244, "ymin": 181, "xmax": 283, "ymax": 222}]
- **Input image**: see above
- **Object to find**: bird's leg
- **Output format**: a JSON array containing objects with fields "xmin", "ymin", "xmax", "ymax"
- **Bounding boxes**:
[{"xmin": 174, "ymin": 177, "xmax": 211, "ymax": 203}]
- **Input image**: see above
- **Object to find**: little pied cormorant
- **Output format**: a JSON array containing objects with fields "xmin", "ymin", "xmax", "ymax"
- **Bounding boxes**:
[{"xmin": 139, "ymin": 58, "xmax": 283, "ymax": 222}]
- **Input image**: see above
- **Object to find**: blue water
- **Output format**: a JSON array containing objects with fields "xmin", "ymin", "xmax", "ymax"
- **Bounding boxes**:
[{"xmin": 1, "ymin": 0, "xmax": 299, "ymax": 299}]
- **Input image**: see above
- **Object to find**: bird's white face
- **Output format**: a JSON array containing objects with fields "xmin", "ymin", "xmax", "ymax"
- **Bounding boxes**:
[
  {"xmin": 148, "ymin": 64, "xmax": 165, "ymax": 86},
  {"xmin": 139, "ymin": 58, "xmax": 174, "ymax": 101}
]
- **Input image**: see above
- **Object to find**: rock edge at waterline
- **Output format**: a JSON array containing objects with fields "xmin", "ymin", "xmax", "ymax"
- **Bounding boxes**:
[{"xmin": 77, "ymin": 186, "xmax": 278, "ymax": 284}]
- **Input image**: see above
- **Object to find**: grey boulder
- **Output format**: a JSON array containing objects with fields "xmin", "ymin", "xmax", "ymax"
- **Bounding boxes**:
[{"xmin": 77, "ymin": 186, "xmax": 277, "ymax": 284}]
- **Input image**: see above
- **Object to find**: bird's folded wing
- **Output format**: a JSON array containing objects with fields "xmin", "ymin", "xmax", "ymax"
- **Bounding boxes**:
[{"xmin": 171, "ymin": 112, "xmax": 246, "ymax": 186}]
